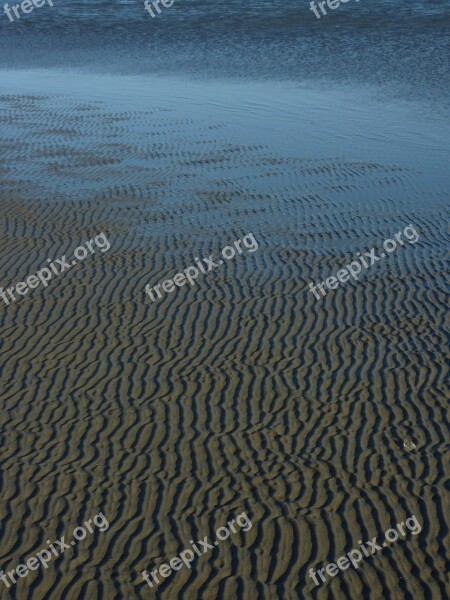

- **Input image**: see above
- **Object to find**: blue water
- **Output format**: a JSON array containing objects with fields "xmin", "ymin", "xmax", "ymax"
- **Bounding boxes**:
[{"xmin": 0, "ymin": 0, "xmax": 449, "ymax": 104}]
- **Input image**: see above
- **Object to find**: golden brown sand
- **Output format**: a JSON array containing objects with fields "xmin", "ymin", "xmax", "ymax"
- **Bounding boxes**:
[{"xmin": 0, "ymin": 90, "xmax": 448, "ymax": 600}]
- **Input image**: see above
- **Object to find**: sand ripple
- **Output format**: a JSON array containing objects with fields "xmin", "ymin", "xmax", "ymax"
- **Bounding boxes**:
[{"xmin": 0, "ymin": 92, "xmax": 448, "ymax": 600}]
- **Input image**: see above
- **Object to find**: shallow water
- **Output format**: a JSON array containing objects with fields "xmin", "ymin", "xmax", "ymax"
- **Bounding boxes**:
[{"xmin": 2, "ymin": 68, "xmax": 449, "ymax": 172}]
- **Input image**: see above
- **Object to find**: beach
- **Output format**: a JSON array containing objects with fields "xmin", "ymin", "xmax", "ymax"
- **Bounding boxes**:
[{"xmin": 0, "ymin": 2, "xmax": 449, "ymax": 599}]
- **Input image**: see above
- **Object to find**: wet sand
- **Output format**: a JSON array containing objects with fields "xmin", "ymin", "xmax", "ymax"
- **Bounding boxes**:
[{"xmin": 0, "ymin": 71, "xmax": 449, "ymax": 599}]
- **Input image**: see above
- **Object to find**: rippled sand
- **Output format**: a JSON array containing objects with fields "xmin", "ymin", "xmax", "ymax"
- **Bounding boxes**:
[{"xmin": 0, "ymin": 72, "xmax": 448, "ymax": 600}]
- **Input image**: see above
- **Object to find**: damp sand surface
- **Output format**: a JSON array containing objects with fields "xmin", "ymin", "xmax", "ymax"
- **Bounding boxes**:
[{"xmin": 0, "ymin": 70, "xmax": 449, "ymax": 599}]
